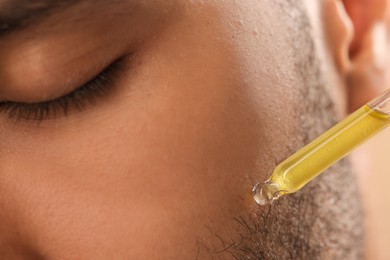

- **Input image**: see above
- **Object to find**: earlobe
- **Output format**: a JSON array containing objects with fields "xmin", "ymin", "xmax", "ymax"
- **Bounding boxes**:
[
  {"xmin": 323, "ymin": 0, "xmax": 390, "ymax": 112},
  {"xmin": 341, "ymin": 0, "xmax": 390, "ymax": 112},
  {"xmin": 346, "ymin": 21, "xmax": 390, "ymax": 112},
  {"xmin": 343, "ymin": 0, "xmax": 387, "ymax": 58},
  {"xmin": 322, "ymin": 0, "xmax": 353, "ymax": 75}
]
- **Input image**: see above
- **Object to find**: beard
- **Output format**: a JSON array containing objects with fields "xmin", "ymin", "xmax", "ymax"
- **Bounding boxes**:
[{"xmin": 203, "ymin": 1, "xmax": 364, "ymax": 258}]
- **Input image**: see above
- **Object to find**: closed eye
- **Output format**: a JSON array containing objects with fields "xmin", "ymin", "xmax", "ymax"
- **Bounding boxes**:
[{"xmin": 0, "ymin": 57, "xmax": 124, "ymax": 121}]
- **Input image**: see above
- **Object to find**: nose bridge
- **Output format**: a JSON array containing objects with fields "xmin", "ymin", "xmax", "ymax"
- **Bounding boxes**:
[
  {"xmin": 0, "ymin": 160, "xmax": 43, "ymax": 259},
  {"xmin": 0, "ymin": 192, "xmax": 43, "ymax": 259},
  {"xmin": 0, "ymin": 236, "xmax": 43, "ymax": 260}
]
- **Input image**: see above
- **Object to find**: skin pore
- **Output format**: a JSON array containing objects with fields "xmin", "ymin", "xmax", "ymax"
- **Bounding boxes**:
[{"xmin": 0, "ymin": 0, "xmax": 364, "ymax": 259}]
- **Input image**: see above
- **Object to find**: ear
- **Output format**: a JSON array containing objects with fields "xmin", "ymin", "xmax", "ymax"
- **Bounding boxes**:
[{"xmin": 324, "ymin": 0, "xmax": 390, "ymax": 112}]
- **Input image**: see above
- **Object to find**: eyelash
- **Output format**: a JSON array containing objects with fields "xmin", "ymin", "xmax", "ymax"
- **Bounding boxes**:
[{"xmin": 0, "ymin": 58, "xmax": 123, "ymax": 121}]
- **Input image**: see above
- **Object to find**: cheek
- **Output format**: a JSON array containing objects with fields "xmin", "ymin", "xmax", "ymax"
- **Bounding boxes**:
[
  {"xmin": 0, "ymin": 3, "xmax": 295, "ymax": 258},
  {"xmin": 0, "ymin": 46, "xmax": 267, "ymax": 259}
]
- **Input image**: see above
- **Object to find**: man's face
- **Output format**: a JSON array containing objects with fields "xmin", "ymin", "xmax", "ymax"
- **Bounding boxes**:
[{"xmin": 0, "ymin": 0, "xmax": 363, "ymax": 259}]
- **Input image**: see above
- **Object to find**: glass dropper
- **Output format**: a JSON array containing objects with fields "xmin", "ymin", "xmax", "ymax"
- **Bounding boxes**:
[{"xmin": 253, "ymin": 88, "xmax": 390, "ymax": 205}]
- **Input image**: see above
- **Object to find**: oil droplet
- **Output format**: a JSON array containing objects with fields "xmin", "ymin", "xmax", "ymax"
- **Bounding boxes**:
[{"xmin": 252, "ymin": 181, "xmax": 283, "ymax": 206}]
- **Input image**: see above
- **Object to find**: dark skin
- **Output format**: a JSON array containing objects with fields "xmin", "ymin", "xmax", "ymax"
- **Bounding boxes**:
[{"xmin": 2, "ymin": 0, "xmax": 387, "ymax": 258}]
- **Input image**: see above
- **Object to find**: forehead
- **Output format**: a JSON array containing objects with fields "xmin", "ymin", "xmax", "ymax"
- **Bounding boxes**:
[
  {"xmin": 0, "ymin": 0, "xmax": 142, "ymax": 38},
  {"xmin": 0, "ymin": 0, "xmax": 296, "ymax": 37}
]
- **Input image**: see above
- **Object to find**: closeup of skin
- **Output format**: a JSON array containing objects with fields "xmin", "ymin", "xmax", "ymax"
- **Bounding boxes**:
[{"xmin": 0, "ymin": 0, "xmax": 388, "ymax": 259}]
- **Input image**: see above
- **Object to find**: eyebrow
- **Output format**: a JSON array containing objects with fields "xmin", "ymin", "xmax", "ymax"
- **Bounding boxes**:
[{"xmin": 0, "ymin": 0, "xmax": 80, "ymax": 37}]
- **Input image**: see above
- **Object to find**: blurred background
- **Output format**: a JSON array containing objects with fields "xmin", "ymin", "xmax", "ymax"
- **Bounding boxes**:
[{"xmin": 354, "ymin": 127, "xmax": 390, "ymax": 259}]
